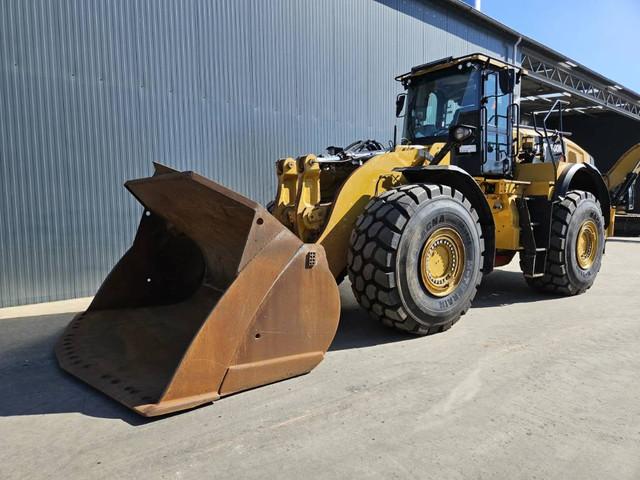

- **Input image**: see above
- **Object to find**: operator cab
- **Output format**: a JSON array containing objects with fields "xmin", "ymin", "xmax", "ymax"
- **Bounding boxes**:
[{"xmin": 396, "ymin": 55, "xmax": 519, "ymax": 178}]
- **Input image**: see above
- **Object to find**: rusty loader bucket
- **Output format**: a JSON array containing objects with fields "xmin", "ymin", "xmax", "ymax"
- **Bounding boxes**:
[{"xmin": 55, "ymin": 164, "xmax": 340, "ymax": 416}]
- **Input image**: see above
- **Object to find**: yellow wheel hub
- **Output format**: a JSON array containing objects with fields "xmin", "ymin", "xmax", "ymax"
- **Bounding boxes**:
[
  {"xmin": 420, "ymin": 227, "xmax": 465, "ymax": 297},
  {"xmin": 576, "ymin": 219, "xmax": 599, "ymax": 270}
]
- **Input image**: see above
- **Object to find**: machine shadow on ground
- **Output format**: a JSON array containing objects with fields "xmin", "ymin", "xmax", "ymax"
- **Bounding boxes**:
[
  {"xmin": 0, "ymin": 269, "xmax": 555, "ymax": 422},
  {"xmin": 330, "ymin": 268, "xmax": 554, "ymax": 351},
  {"xmin": 0, "ymin": 313, "xmax": 152, "ymax": 425},
  {"xmin": 471, "ymin": 269, "xmax": 557, "ymax": 308}
]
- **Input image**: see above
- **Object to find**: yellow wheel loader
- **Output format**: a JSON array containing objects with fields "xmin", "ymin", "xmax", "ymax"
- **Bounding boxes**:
[
  {"xmin": 607, "ymin": 144, "xmax": 640, "ymax": 236},
  {"xmin": 57, "ymin": 54, "xmax": 640, "ymax": 416}
]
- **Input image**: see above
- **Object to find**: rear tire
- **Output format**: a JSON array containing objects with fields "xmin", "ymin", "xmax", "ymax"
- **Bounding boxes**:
[
  {"xmin": 347, "ymin": 184, "xmax": 485, "ymax": 335},
  {"xmin": 524, "ymin": 190, "xmax": 605, "ymax": 295}
]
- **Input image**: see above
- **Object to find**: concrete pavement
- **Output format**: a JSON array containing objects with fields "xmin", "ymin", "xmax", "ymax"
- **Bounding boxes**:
[{"xmin": 1, "ymin": 238, "xmax": 639, "ymax": 479}]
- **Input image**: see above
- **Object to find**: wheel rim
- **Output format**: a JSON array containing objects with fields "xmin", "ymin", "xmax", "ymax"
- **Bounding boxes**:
[
  {"xmin": 420, "ymin": 227, "xmax": 465, "ymax": 297},
  {"xmin": 576, "ymin": 219, "xmax": 599, "ymax": 270}
]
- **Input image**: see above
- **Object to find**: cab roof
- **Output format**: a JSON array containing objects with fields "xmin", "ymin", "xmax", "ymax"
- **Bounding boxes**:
[{"xmin": 395, "ymin": 53, "xmax": 525, "ymax": 85}]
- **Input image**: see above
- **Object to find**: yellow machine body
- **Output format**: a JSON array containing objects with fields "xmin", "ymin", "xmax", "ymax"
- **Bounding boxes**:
[{"xmin": 271, "ymin": 126, "xmax": 601, "ymax": 276}]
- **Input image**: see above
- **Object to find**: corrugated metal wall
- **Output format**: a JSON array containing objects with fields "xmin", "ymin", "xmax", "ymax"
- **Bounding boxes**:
[{"xmin": 0, "ymin": 0, "xmax": 514, "ymax": 307}]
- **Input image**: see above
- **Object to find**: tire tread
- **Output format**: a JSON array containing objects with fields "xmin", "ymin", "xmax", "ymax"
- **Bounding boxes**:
[
  {"xmin": 348, "ymin": 183, "xmax": 485, "ymax": 335},
  {"xmin": 523, "ymin": 190, "xmax": 602, "ymax": 296}
]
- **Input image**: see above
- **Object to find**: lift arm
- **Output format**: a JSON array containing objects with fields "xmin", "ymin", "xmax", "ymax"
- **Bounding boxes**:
[{"xmin": 604, "ymin": 144, "xmax": 640, "ymax": 205}]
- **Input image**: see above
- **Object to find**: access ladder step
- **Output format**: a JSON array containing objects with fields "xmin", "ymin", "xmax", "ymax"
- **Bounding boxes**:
[{"xmin": 524, "ymin": 272, "xmax": 546, "ymax": 279}]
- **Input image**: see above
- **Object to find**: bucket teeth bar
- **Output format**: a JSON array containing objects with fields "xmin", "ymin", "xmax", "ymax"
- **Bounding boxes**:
[{"xmin": 56, "ymin": 164, "xmax": 340, "ymax": 417}]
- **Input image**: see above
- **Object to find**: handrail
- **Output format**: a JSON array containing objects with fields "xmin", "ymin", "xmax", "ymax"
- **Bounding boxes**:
[{"xmin": 532, "ymin": 99, "xmax": 570, "ymax": 189}]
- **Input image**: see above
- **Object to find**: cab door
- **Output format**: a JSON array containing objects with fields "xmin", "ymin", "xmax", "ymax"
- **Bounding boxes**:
[{"xmin": 482, "ymin": 70, "xmax": 513, "ymax": 177}]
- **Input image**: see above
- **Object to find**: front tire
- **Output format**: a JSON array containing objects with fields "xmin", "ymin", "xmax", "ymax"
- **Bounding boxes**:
[
  {"xmin": 347, "ymin": 184, "xmax": 485, "ymax": 335},
  {"xmin": 525, "ymin": 190, "xmax": 605, "ymax": 295}
]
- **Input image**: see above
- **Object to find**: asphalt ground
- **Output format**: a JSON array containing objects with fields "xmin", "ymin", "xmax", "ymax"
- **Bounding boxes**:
[{"xmin": 1, "ymin": 237, "xmax": 639, "ymax": 479}]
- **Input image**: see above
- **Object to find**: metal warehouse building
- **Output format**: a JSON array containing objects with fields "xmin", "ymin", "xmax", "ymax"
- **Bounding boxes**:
[{"xmin": 1, "ymin": 0, "xmax": 639, "ymax": 307}]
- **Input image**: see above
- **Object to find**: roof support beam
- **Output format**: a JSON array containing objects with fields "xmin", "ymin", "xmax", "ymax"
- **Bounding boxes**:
[{"xmin": 521, "ymin": 49, "xmax": 640, "ymax": 122}]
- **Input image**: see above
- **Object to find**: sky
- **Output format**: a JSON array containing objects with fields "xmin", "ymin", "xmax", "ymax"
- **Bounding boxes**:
[{"xmin": 481, "ymin": 0, "xmax": 640, "ymax": 93}]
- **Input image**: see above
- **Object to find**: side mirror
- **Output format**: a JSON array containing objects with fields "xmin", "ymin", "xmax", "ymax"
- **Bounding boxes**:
[
  {"xmin": 498, "ymin": 69, "xmax": 517, "ymax": 94},
  {"xmin": 395, "ymin": 93, "xmax": 406, "ymax": 118},
  {"xmin": 449, "ymin": 124, "xmax": 476, "ymax": 144}
]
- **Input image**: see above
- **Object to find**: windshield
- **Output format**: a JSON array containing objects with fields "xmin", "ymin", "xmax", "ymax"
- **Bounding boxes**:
[{"xmin": 403, "ymin": 68, "xmax": 480, "ymax": 143}]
